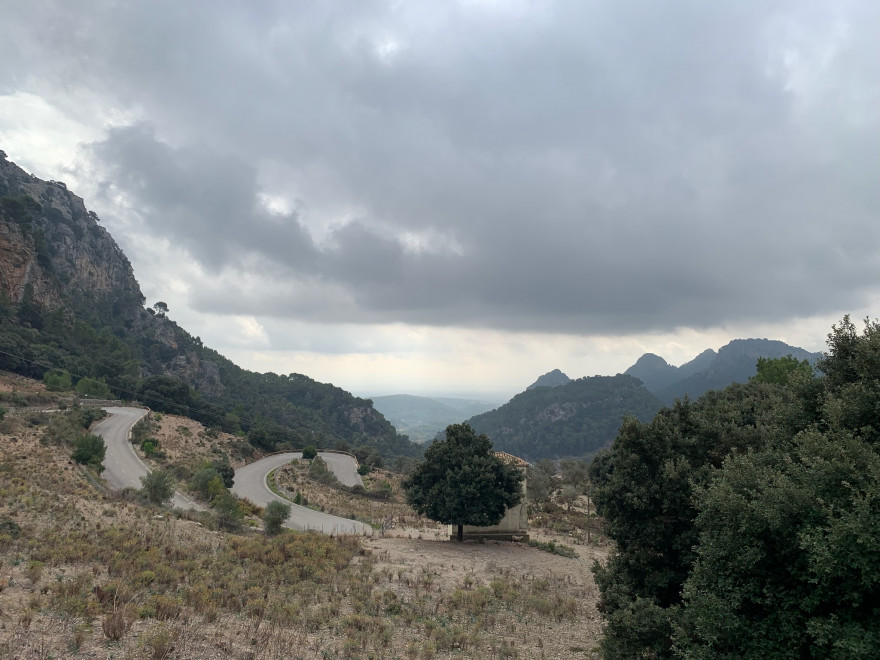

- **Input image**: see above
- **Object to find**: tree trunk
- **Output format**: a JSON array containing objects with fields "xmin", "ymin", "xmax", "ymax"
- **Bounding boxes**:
[{"xmin": 457, "ymin": 524, "xmax": 463, "ymax": 542}]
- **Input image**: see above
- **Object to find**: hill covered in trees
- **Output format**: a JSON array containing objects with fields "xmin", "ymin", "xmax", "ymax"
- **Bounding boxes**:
[
  {"xmin": 591, "ymin": 317, "xmax": 879, "ymax": 658},
  {"xmin": 625, "ymin": 338, "xmax": 821, "ymax": 404},
  {"xmin": 0, "ymin": 152, "xmax": 421, "ymax": 464},
  {"xmin": 465, "ymin": 374, "xmax": 664, "ymax": 461}
]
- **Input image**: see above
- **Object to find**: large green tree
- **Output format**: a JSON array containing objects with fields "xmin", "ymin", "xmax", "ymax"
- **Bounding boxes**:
[
  {"xmin": 404, "ymin": 423, "xmax": 523, "ymax": 542},
  {"xmin": 589, "ymin": 383, "xmax": 792, "ymax": 658},
  {"xmin": 750, "ymin": 354, "xmax": 813, "ymax": 386},
  {"xmin": 591, "ymin": 317, "xmax": 880, "ymax": 659},
  {"xmin": 674, "ymin": 318, "xmax": 880, "ymax": 659}
]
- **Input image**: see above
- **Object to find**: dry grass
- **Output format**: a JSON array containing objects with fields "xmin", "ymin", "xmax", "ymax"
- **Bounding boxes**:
[
  {"xmin": 273, "ymin": 460, "xmax": 427, "ymax": 530},
  {"xmin": 136, "ymin": 412, "xmax": 253, "ymax": 468},
  {"xmin": 0, "ymin": 373, "xmax": 606, "ymax": 659}
]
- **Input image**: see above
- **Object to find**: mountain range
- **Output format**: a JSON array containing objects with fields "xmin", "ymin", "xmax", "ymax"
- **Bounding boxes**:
[
  {"xmin": 624, "ymin": 339, "xmax": 821, "ymax": 404},
  {"xmin": 453, "ymin": 339, "xmax": 820, "ymax": 461},
  {"xmin": 465, "ymin": 374, "xmax": 663, "ymax": 462}
]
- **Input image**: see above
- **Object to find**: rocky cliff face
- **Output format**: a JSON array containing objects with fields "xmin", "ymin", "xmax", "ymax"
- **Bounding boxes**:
[
  {"xmin": 0, "ymin": 151, "xmax": 225, "ymax": 393},
  {"xmin": 0, "ymin": 152, "xmax": 143, "ymax": 309},
  {"xmin": 0, "ymin": 217, "xmax": 63, "ymax": 309}
]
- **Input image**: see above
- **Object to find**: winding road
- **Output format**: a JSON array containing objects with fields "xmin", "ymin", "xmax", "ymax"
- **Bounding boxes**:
[
  {"xmin": 95, "ymin": 407, "xmax": 203, "ymax": 511},
  {"xmin": 96, "ymin": 407, "xmax": 371, "ymax": 536},
  {"xmin": 232, "ymin": 452, "xmax": 371, "ymax": 535}
]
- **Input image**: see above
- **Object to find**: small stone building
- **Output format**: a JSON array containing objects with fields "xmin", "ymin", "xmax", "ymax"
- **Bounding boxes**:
[{"xmin": 448, "ymin": 452, "xmax": 530, "ymax": 541}]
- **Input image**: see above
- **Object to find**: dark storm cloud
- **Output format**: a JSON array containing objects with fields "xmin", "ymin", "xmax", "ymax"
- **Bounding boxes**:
[{"xmin": 5, "ymin": 0, "xmax": 880, "ymax": 333}]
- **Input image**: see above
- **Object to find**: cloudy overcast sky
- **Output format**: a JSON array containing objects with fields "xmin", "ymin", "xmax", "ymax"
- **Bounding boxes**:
[{"xmin": 2, "ymin": 1, "xmax": 878, "ymax": 399}]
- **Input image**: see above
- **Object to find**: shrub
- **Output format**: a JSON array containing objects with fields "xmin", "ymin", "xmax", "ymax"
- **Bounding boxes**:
[
  {"xmin": 75, "ymin": 377, "xmax": 112, "ymax": 399},
  {"xmin": 71, "ymin": 433, "xmax": 106, "ymax": 472},
  {"xmin": 369, "ymin": 480, "xmax": 394, "ymax": 500},
  {"xmin": 78, "ymin": 406, "xmax": 107, "ymax": 428},
  {"xmin": 140, "ymin": 623, "xmax": 178, "ymax": 659},
  {"xmin": 308, "ymin": 456, "xmax": 340, "ymax": 486},
  {"xmin": 263, "ymin": 500, "xmax": 291, "ymax": 536},
  {"xmin": 211, "ymin": 455, "xmax": 235, "ymax": 487},
  {"xmin": 102, "ymin": 608, "xmax": 132, "ymax": 641},
  {"xmin": 43, "ymin": 369, "xmax": 72, "ymax": 391},
  {"xmin": 212, "ymin": 491, "xmax": 244, "ymax": 531},
  {"xmin": 140, "ymin": 470, "xmax": 175, "ymax": 506},
  {"xmin": 302, "ymin": 444, "xmax": 318, "ymax": 460},
  {"xmin": 527, "ymin": 539, "xmax": 578, "ymax": 559},
  {"xmin": 189, "ymin": 467, "xmax": 222, "ymax": 501},
  {"xmin": 0, "ymin": 517, "xmax": 21, "ymax": 540}
]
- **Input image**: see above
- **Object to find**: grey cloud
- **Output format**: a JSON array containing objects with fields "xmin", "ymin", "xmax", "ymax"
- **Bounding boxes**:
[
  {"xmin": 6, "ymin": 0, "xmax": 880, "ymax": 333},
  {"xmin": 88, "ymin": 124, "xmax": 318, "ymax": 272}
]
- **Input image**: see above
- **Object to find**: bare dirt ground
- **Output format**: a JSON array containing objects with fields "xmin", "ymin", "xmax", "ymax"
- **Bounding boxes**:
[{"xmin": 370, "ymin": 528, "xmax": 607, "ymax": 659}]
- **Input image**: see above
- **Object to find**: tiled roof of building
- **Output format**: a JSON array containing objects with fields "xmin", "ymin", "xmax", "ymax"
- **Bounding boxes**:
[{"xmin": 494, "ymin": 451, "xmax": 530, "ymax": 467}]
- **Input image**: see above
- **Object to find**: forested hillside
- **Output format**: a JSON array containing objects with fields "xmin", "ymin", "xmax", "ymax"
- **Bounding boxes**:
[
  {"xmin": 591, "ymin": 317, "xmax": 879, "ymax": 658},
  {"xmin": 466, "ymin": 374, "xmax": 663, "ymax": 461},
  {"xmin": 0, "ymin": 152, "xmax": 421, "ymax": 463},
  {"xmin": 625, "ymin": 338, "xmax": 821, "ymax": 404}
]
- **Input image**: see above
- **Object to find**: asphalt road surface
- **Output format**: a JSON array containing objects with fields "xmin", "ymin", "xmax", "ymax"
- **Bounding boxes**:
[
  {"xmin": 97, "ymin": 407, "xmax": 369, "ymax": 535},
  {"xmin": 232, "ymin": 452, "xmax": 371, "ymax": 535},
  {"xmin": 95, "ymin": 407, "xmax": 203, "ymax": 511}
]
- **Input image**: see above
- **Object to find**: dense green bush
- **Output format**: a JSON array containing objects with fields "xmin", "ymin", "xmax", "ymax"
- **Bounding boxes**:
[
  {"xmin": 43, "ymin": 369, "xmax": 72, "ymax": 391},
  {"xmin": 71, "ymin": 433, "xmax": 106, "ymax": 472},
  {"xmin": 592, "ymin": 318, "xmax": 880, "ymax": 659},
  {"xmin": 75, "ymin": 376, "xmax": 112, "ymax": 399},
  {"xmin": 263, "ymin": 500, "xmax": 291, "ymax": 536},
  {"xmin": 139, "ymin": 469, "xmax": 175, "ymax": 506}
]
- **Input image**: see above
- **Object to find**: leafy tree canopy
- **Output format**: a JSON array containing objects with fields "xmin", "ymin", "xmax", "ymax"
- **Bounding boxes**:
[
  {"xmin": 750, "ymin": 353, "xmax": 813, "ymax": 385},
  {"xmin": 263, "ymin": 500, "xmax": 291, "ymax": 536},
  {"xmin": 71, "ymin": 433, "xmax": 106, "ymax": 472},
  {"xmin": 591, "ymin": 316, "xmax": 880, "ymax": 659},
  {"xmin": 404, "ymin": 423, "xmax": 523, "ymax": 541},
  {"xmin": 140, "ymin": 469, "xmax": 175, "ymax": 506}
]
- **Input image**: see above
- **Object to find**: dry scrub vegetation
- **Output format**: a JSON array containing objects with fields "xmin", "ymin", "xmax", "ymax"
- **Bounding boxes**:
[{"xmin": 0, "ymin": 376, "xmax": 606, "ymax": 659}]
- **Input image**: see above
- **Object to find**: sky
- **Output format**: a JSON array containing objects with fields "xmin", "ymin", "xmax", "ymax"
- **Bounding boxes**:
[{"xmin": 2, "ymin": 1, "xmax": 879, "ymax": 400}]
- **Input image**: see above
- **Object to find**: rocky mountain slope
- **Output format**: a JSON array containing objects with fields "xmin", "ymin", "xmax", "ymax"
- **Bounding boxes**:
[
  {"xmin": 625, "ymin": 338, "xmax": 821, "ymax": 404},
  {"xmin": 526, "ymin": 368, "xmax": 572, "ymax": 390},
  {"xmin": 465, "ymin": 375, "xmax": 663, "ymax": 461},
  {"xmin": 0, "ymin": 151, "xmax": 419, "ymax": 461}
]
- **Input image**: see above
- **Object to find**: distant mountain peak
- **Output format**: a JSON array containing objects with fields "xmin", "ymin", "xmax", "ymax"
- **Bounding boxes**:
[
  {"xmin": 630, "ymin": 353, "xmax": 671, "ymax": 368},
  {"xmin": 624, "ymin": 353, "xmax": 679, "ymax": 391},
  {"xmin": 625, "ymin": 339, "xmax": 820, "ymax": 405},
  {"xmin": 526, "ymin": 369, "xmax": 571, "ymax": 390}
]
